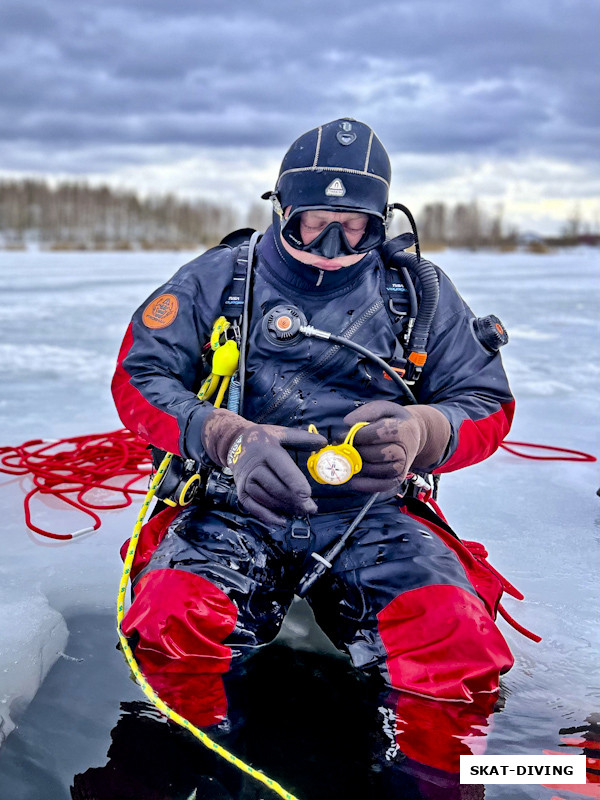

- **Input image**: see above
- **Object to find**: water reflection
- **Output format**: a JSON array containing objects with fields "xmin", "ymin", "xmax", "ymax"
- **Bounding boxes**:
[
  {"xmin": 541, "ymin": 715, "xmax": 599, "ymax": 799},
  {"xmin": 71, "ymin": 644, "xmax": 492, "ymax": 800}
]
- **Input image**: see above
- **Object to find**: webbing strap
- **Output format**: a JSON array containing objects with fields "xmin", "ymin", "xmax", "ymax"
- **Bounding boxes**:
[
  {"xmin": 222, "ymin": 240, "xmax": 251, "ymax": 320},
  {"xmin": 382, "ymin": 265, "xmax": 411, "ymax": 337}
]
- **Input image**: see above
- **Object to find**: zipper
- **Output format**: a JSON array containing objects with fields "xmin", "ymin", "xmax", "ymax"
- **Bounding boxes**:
[{"xmin": 254, "ymin": 298, "xmax": 384, "ymax": 423}]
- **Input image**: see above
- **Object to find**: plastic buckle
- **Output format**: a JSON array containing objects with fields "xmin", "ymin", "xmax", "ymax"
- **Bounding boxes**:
[{"xmin": 290, "ymin": 517, "xmax": 311, "ymax": 539}]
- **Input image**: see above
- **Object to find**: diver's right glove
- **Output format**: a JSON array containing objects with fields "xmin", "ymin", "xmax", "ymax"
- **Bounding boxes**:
[
  {"xmin": 201, "ymin": 408, "xmax": 327, "ymax": 526},
  {"xmin": 343, "ymin": 401, "xmax": 451, "ymax": 493}
]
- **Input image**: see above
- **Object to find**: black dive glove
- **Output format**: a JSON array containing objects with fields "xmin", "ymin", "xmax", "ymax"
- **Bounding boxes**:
[
  {"xmin": 343, "ymin": 400, "xmax": 451, "ymax": 493},
  {"xmin": 201, "ymin": 408, "xmax": 327, "ymax": 526}
]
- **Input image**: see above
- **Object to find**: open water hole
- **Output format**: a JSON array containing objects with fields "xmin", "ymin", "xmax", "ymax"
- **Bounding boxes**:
[{"xmin": 0, "ymin": 603, "xmax": 597, "ymax": 800}]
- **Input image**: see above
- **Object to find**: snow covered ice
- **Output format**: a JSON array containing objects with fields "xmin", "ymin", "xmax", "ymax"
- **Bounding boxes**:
[{"xmin": 0, "ymin": 246, "xmax": 598, "ymax": 796}]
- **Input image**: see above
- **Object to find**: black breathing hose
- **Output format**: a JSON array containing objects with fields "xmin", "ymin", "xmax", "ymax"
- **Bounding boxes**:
[
  {"xmin": 381, "ymin": 232, "xmax": 440, "ymax": 361},
  {"xmin": 403, "ymin": 253, "xmax": 439, "ymax": 355},
  {"xmin": 388, "ymin": 202, "xmax": 421, "ymax": 262},
  {"xmin": 299, "ymin": 325, "xmax": 418, "ymax": 405},
  {"xmin": 237, "ymin": 231, "xmax": 260, "ymax": 414}
]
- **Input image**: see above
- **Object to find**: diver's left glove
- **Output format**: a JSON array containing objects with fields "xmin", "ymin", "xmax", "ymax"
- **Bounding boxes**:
[
  {"xmin": 201, "ymin": 408, "xmax": 327, "ymax": 526},
  {"xmin": 343, "ymin": 400, "xmax": 451, "ymax": 493}
]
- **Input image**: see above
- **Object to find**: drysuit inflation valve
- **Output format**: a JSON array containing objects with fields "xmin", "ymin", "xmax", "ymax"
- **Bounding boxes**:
[
  {"xmin": 472, "ymin": 314, "xmax": 509, "ymax": 352},
  {"xmin": 263, "ymin": 305, "xmax": 308, "ymax": 345}
]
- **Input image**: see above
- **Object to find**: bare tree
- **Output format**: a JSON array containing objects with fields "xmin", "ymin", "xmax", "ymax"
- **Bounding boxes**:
[
  {"xmin": 246, "ymin": 201, "xmax": 271, "ymax": 232},
  {"xmin": 0, "ymin": 179, "xmax": 240, "ymax": 248},
  {"xmin": 562, "ymin": 203, "xmax": 581, "ymax": 239}
]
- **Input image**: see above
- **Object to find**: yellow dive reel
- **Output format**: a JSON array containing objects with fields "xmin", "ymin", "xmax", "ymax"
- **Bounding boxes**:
[{"xmin": 307, "ymin": 422, "xmax": 369, "ymax": 485}]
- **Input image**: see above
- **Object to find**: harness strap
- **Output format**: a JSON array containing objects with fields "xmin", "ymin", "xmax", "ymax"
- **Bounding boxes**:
[
  {"xmin": 222, "ymin": 239, "xmax": 252, "ymax": 321},
  {"xmin": 381, "ymin": 264, "xmax": 411, "ymax": 338}
]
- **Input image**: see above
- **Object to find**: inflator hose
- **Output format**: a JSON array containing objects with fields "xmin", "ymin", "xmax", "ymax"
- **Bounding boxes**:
[
  {"xmin": 237, "ymin": 231, "xmax": 261, "ymax": 414},
  {"xmin": 322, "ymin": 331, "xmax": 417, "ymax": 405},
  {"xmin": 405, "ymin": 253, "xmax": 439, "ymax": 354}
]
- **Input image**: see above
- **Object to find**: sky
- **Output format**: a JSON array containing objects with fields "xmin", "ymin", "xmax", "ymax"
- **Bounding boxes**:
[{"xmin": 1, "ymin": 0, "xmax": 598, "ymax": 235}]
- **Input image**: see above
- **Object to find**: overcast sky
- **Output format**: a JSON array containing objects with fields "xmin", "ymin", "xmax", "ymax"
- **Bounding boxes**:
[{"xmin": 1, "ymin": 0, "xmax": 598, "ymax": 234}]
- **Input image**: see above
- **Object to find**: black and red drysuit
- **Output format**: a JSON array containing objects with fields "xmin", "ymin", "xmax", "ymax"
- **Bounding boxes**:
[{"xmin": 112, "ymin": 225, "xmax": 516, "ymax": 736}]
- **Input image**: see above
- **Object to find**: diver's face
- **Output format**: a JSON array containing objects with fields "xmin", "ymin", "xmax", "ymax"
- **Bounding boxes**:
[{"xmin": 280, "ymin": 208, "xmax": 369, "ymax": 271}]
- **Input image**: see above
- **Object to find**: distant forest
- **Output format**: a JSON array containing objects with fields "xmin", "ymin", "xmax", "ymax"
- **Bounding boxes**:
[
  {"xmin": 0, "ymin": 179, "xmax": 237, "ymax": 250},
  {"xmin": 0, "ymin": 178, "xmax": 595, "ymax": 250}
]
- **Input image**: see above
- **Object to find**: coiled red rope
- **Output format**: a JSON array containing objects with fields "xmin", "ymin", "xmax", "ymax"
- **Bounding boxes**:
[
  {"xmin": 0, "ymin": 429, "xmax": 151, "ymax": 540},
  {"xmin": 0, "ymin": 431, "xmax": 596, "ymax": 540}
]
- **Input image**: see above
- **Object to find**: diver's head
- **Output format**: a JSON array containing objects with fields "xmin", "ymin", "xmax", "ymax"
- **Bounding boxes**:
[{"xmin": 265, "ymin": 118, "xmax": 391, "ymax": 267}]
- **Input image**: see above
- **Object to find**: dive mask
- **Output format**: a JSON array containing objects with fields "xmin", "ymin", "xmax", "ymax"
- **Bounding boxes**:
[{"xmin": 280, "ymin": 206, "xmax": 387, "ymax": 259}]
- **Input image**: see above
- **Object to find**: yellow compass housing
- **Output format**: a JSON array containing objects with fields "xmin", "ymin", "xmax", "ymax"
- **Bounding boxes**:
[{"xmin": 307, "ymin": 422, "xmax": 369, "ymax": 485}]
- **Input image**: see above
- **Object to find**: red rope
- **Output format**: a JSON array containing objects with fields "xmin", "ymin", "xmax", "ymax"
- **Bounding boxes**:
[
  {"xmin": 426, "ymin": 497, "xmax": 448, "ymax": 523},
  {"xmin": 500, "ymin": 440, "xmax": 597, "ymax": 462},
  {"xmin": 0, "ymin": 430, "xmax": 152, "ymax": 540},
  {"xmin": 1, "ymin": 430, "xmax": 595, "ymax": 541},
  {"xmin": 497, "ymin": 603, "xmax": 542, "ymax": 643}
]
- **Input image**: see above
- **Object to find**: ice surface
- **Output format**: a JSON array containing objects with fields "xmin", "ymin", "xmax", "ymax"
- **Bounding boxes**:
[
  {"xmin": 0, "ymin": 589, "xmax": 68, "ymax": 745},
  {"xmin": 0, "ymin": 246, "xmax": 598, "ymax": 763},
  {"xmin": 0, "ymin": 249, "xmax": 200, "ymax": 742}
]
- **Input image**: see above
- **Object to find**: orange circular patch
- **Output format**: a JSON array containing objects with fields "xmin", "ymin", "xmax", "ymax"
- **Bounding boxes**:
[
  {"xmin": 276, "ymin": 316, "xmax": 292, "ymax": 331},
  {"xmin": 142, "ymin": 294, "xmax": 179, "ymax": 329},
  {"xmin": 495, "ymin": 322, "xmax": 504, "ymax": 335}
]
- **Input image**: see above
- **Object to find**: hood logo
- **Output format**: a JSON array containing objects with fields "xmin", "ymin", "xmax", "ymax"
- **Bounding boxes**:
[
  {"xmin": 337, "ymin": 130, "xmax": 357, "ymax": 145},
  {"xmin": 325, "ymin": 178, "xmax": 346, "ymax": 197}
]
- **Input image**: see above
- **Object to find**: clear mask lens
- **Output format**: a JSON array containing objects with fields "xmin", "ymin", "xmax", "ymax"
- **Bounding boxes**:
[{"xmin": 281, "ymin": 208, "xmax": 386, "ymax": 258}]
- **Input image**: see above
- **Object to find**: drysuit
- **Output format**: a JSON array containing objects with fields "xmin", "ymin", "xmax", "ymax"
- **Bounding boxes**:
[{"xmin": 112, "ymin": 225, "xmax": 515, "ymax": 733}]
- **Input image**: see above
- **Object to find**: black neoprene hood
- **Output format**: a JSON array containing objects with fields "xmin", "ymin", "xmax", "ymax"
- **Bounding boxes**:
[{"xmin": 275, "ymin": 118, "xmax": 391, "ymax": 218}]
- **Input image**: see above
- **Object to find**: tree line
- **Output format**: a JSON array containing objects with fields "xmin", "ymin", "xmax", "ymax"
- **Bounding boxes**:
[
  {"xmin": 0, "ymin": 179, "xmax": 237, "ymax": 249},
  {"xmin": 413, "ymin": 201, "xmax": 516, "ymax": 249},
  {"xmin": 1, "ymin": 178, "xmax": 594, "ymax": 251}
]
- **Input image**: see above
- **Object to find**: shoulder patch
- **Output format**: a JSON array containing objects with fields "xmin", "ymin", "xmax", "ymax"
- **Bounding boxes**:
[{"xmin": 142, "ymin": 293, "xmax": 179, "ymax": 329}]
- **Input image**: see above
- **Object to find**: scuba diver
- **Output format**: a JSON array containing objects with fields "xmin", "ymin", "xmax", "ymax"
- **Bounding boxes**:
[{"xmin": 111, "ymin": 118, "xmax": 516, "ymax": 774}]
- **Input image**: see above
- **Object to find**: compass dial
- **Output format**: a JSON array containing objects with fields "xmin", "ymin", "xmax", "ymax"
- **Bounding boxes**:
[{"xmin": 314, "ymin": 450, "xmax": 353, "ymax": 485}]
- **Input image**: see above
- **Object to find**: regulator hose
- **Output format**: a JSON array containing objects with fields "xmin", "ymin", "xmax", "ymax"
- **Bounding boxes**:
[
  {"xmin": 388, "ymin": 203, "xmax": 421, "ymax": 262},
  {"xmin": 404, "ymin": 254, "xmax": 439, "ymax": 355},
  {"xmin": 299, "ymin": 324, "xmax": 417, "ymax": 404},
  {"xmin": 237, "ymin": 231, "xmax": 260, "ymax": 414},
  {"xmin": 381, "ymin": 231, "xmax": 440, "ymax": 379},
  {"xmin": 382, "ymin": 239, "xmax": 440, "ymax": 356}
]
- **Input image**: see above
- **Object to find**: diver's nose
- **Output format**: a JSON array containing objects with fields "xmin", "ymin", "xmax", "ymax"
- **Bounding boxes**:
[{"xmin": 318, "ymin": 226, "xmax": 346, "ymax": 259}]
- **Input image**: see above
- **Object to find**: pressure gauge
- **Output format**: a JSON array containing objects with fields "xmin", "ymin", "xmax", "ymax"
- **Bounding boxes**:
[{"xmin": 307, "ymin": 422, "xmax": 369, "ymax": 486}]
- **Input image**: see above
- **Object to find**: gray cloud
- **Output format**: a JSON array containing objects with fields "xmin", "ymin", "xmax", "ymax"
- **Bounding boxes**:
[{"xmin": 0, "ymin": 0, "xmax": 597, "ymax": 179}]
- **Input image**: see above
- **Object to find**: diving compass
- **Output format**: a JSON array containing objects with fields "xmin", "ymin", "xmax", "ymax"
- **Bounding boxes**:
[{"xmin": 307, "ymin": 422, "xmax": 369, "ymax": 485}]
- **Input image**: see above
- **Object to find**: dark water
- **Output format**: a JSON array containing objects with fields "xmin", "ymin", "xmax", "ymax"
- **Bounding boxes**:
[{"xmin": 0, "ymin": 606, "xmax": 597, "ymax": 800}]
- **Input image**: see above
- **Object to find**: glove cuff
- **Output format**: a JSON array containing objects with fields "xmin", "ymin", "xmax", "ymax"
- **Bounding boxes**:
[
  {"xmin": 200, "ymin": 408, "xmax": 253, "ymax": 468},
  {"xmin": 408, "ymin": 405, "xmax": 451, "ymax": 469}
]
